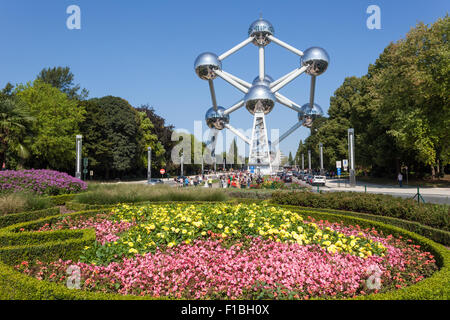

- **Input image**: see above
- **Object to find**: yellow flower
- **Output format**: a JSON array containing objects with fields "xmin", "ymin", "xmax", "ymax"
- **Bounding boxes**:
[
  {"xmin": 128, "ymin": 248, "xmax": 138, "ymax": 254},
  {"xmin": 217, "ymin": 223, "xmax": 223, "ymax": 229}
]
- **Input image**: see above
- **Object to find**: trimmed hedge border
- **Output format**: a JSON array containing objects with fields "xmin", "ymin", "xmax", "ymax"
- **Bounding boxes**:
[
  {"xmin": 0, "ymin": 203, "xmax": 448, "ymax": 300},
  {"xmin": 0, "ymin": 207, "xmax": 60, "ymax": 229}
]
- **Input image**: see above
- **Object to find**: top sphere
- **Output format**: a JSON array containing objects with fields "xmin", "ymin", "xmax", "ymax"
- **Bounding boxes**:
[
  {"xmin": 252, "ymin": 75, "xmax": 274, "ymax": 87},
  {"xmin": 194, "ymin": 52, "xmax": 222, "ymax": 80},
  {"xmin": 248, "ymin": 18, "xmax": 274, "ymax": 46},
  {"xmin": 299, "ymin": 103, "xmax": 324, "ymax": 128},
  {"xmin": 244, "ymin": 85, "xmax": 276, "ymax": 115},
  {"xmin": 301, "ymin": 47, "xmax": 330, "ymax": 76}
]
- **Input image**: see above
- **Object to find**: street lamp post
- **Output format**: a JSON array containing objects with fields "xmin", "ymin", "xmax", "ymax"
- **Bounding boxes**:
[
  {"xmin": 181, "ymin": 152, "xmax": 184, "ymax": 177},
  {"xmin": 301, "ymin": 153, "xmax": 304, "ymax": 171},
  {"xmin": 75, "ymin": 135, "xmax": 82, "ymax": 179},
  {"xmin": 308, "ymin": 150, "xmax": 311, "ymax": 173},
  {"xmin": 147, "ymin": 147, "xmax": 151, "ymax": 184},
  {"xmin": 319, "ymin": 143, "xmax": 324, "ymax": 175},
  {"xmin": 348, "ymin": 128, "xmax": 356, "ymax": 187}
]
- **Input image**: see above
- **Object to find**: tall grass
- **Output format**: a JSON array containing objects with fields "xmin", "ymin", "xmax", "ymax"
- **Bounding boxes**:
[
  {"xmin": 73, "ymin": 184, "xmax": 228, "ymax": 205},
  {"xmin": 0, "ymin": 193, "xmax": 53, "ymax": 215}
]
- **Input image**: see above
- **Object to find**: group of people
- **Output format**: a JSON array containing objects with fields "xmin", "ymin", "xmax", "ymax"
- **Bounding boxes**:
[{"xmin": 174, "ymin": 171, "xmax": 264, "ymax": 189}]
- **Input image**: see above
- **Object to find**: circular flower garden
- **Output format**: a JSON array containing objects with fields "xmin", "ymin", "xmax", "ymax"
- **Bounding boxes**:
[{"xmin": 10, "ymin": 202, "xmax": 443, "ymax": 300}]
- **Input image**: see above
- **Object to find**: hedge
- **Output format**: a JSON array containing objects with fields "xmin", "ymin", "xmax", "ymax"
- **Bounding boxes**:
[
  {"xmin": 272, "ymin": 191, "xmax": 450, "ymax": 231},
  {"xmin": 0, "ymin": 207, "xmax": 60, "ymax": 229},
  {"xmin": 48, "ymin": 194, "xmax": 77, "ymax": 206},
  {"xmin": 0, "ymin": 203, "xmax": 448, "ymax": 300}
]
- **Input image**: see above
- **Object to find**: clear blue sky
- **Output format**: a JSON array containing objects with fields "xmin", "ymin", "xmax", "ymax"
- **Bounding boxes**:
[{"xmin": 0, "ymin": 0, "xmax": 448, "ymax": 157}]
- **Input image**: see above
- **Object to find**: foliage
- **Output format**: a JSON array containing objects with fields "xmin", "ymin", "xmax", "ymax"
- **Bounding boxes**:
[
  {"xmin": 0, "ymin": 204, "xmax": 448, "ymax": 300},
  {"xmin": 36, "ymin": 66, "xmax": 88, "ymax": 100},
  {"xmin": 73, "ymin": 184, "xmax": 227, "ymax": 205},
  {"xmin": 296, "ymin": 16, "xmax": 450, "ymax": 177},
  {"xmin": 0, "ymin": 96, "xmax": 34, "ymax": 168},
  {"xmin": 271, "ymin": 191, "xmax": 450, "ymax": 231},
  {"xmin": 0, "ymin": 169, "xmax": 87, "ymax": 195},
  {"xmin": 15, "ymin": 81, "xmax": 85, "ymax": 172}
]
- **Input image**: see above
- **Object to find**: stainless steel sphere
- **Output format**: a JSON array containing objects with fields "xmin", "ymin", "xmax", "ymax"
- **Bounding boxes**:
[
  {"xmin": 301, "ymin": 47, "xmax": 330, "ymax": 76},
  {"xmin": 194, "ymin": 52, "xmax": 222, "ymax": 80},
  {"xmin": 299, "ymin": 103, "xmax": 324, "ymax": 128},
  {"xmin": 205, "ymin": 107, "xmax": 229, "ymax": 130},
  {"xmin": 252, "ymin": 75, "xmax": 274, "ymax": 87},
  {"xmin": 248, "ymin": 18, "xmax": 274, "ymax": 46},
  {"xmin": 244, "ymin": 85, "xmax": 276, "ymax": 115}
]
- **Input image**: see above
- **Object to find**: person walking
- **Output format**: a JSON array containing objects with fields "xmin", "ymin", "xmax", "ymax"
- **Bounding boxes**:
[{"xmin": 398, "ymin": 172, "xmax": 403, "ymax": 188}]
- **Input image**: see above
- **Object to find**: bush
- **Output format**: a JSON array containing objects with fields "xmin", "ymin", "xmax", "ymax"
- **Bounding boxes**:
[
  {"xmin": 0, "ymin": 169, "xmax": 87, "ymax": 195},
  {"xmin": 272, "ymin": 191, "xmax": 450, "ymax": 231},
  {"xmin": 0, "ymin": 207, "xmax": 60, "ymax": 229},
  {"xmin": 73, "ymin": 184, "xmax": 227, "ymax": 205}
]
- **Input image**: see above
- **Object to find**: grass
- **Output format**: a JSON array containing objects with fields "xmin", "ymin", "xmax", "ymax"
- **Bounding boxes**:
[
  {"xmin": 0, "ymin": 193, "xmax": 53, "ymax": 215},
  {"xmin": 73, "ymin": 184, "xmax": 228, "ymax": 205}
]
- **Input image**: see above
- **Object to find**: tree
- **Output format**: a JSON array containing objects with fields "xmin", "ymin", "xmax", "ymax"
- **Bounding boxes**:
[
  {"xmin": 15, "ymin": 81, "xmax": 85, "ymax": 172},
  {"xmin": 85, "ymin": 96, "xmax": 141, "ymax": 178},
  {"xmin": 136, "ymin": 105, "xmax": 176, "ymax": 174},
  {"xmin": 136, "ymin": 111, "xmax": 166, "ymax": 173},
  {"xmin": 37, "ymin": 66, "xmax": 88, "ymax": 100},
  {"xmin": 288, "ymin": 152, "xmax": 293, "ymax": 165},
  {"xmin": 0, "ymin": 97, "xmax": 34, "ymax": 168}
]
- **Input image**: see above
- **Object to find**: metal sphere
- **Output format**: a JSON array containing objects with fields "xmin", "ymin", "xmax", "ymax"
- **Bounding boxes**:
[
  {"xmin": 194, "ymin": 52, "xmax": 222, "ymax": 80},
  {"xmin": 252, "ymin": 75, "xmax": 274, "ymax": 87},
  {"xmin": 205, "ymin": 106, "xmax": 229, "ymax": 130},
  {"xmin": 248, "ymin": 18, "xmax": 274, "ymax": 46},
  {"xmin": 244, "ymin": 85, "xmax": 276, "ymax": 115},
  {"xmin": 299, "ymin": 103, "xmax": 324, "ymax": 128},
  {"xmin": 301, "ymin": 47, "xmax": 330, "ymax": 76}
]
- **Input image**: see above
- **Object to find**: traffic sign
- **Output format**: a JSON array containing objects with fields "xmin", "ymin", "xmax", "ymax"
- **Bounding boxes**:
[
  {"xmin": 160, "ymin": 169, "xmax": 166, "ymax": 175},
  {"xmin": 337, "ymin": 168, "xmax": 341, "ymax": 176},
  {"xmin": 343, "ymin": 159, "xmax": 348, "ymax": 171},
  {"xmin": 336, "ymin": 161, "xmax": 341, "ymax": 169}
]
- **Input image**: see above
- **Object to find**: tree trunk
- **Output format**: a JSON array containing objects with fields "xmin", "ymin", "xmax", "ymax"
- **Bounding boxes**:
[{"xmin": 431, "ymin": 164, "xmax": 436, "ymax": 180}]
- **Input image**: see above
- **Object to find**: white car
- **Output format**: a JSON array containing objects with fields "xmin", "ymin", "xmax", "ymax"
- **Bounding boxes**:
[{"xmin": 311, "ymin": 175, "xmax": 326, "ymax": 186}]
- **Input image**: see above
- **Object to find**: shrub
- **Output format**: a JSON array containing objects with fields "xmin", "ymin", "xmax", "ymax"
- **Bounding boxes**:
[
  {"xmin": 0, "ymin": 169, "xmax": 87, "ymax": 195},
  {"xmin": 272, "ymin": 191, "xmax": 450, "ymax": 231}
]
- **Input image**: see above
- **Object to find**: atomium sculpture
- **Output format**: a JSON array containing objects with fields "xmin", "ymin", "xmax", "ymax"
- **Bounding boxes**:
[{"xmin": 195, "ymin": 17, "xmax": 329, "ymax": 174}]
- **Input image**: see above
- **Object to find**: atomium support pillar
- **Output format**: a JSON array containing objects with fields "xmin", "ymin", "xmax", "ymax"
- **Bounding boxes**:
[{"xmin": 248, "ymin": 111, "xmax": 272, "ymax": 175}]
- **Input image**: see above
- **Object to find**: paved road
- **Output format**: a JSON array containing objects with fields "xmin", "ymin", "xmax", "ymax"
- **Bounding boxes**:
[{"xmin": 318, "ymin": 178, "xmax": 450, "ymax": 205}]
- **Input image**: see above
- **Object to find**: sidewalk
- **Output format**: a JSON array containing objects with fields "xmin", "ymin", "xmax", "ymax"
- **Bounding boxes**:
[{"xmin": 324, "ymin": 179, "xmax": 450, "ymax": 204}]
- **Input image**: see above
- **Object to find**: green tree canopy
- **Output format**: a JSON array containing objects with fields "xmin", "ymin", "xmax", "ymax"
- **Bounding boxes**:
[{"xmin": 15, "ymin": 80, "xmax": 85, "ymax": 171}]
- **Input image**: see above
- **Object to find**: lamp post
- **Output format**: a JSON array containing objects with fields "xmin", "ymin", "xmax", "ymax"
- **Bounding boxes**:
[
  {"xmin": 308, "ymin": 150, "xmax": 311, "ymax": 173},
  {"xmin": 181, "ymin": 152, "xmax": 184, "ymax": 177},
  {"xmin": 301, "ymin": 153, "xmax": 304, "ymax": 172},
  {"xmin": 348, "ymin": 128, "xmax": 356, "ymax": 187},
  {"xmin": 75, "ymin": 135, "xmax": 82, "ymax": 179},
  {"xmin": 147, "ymin": 147, "xmax": 151, "ymax": 184},
  {"xmin": 319, "ymin": 143, "xmax": 324, "ymax": 175}
]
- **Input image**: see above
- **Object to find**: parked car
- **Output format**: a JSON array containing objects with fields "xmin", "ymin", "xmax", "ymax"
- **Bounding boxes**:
[
  {"xmin": 302, "ymin": 174, "xmax": 310, "ymax": 182},
  {"xmin": 148, "ymin": 178, "xmax": 164, "ymax": 185},
  {"xmin": 283, "ymin": 175, "xmax": 292, "ymax": 183},
  {"xmin": 311, "ymin": 175, "xmax": 326, "ymax": 186}
]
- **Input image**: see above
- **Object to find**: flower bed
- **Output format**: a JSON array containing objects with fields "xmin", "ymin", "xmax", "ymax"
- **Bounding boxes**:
[
  {"xmin": 14, "ymin": 203, "xmax": 439, "ymax": 299},
  {"xmin": 0, "ymin": 169, "xmax": 86, "ymax": 195}
]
